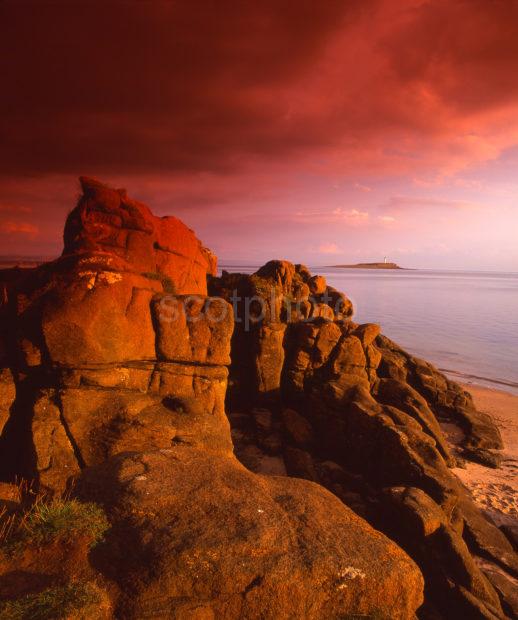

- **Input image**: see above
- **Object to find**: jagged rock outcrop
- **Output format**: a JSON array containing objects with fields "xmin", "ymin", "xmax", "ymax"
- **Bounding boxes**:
[
  {"xmin": 0, "ymin": 179, "xmax": 425, "ymax": 619},
  {"xmin": 376, "ymin": 335, "xmax": 504, "ymax": 468},
  {"xmin": 210, "ymin": 261, "xmax": 517, "ymax": 620},
  {"xmin": 0, "ymin": 178, "xmax": 232, "ymax": 490},
  {"xmin": 209, "ymin": 260, "xmax": 353, "ymax": 404},
  {"xmin": 64, "ymin": 176, "xmax": 216, "ymax": 294}
]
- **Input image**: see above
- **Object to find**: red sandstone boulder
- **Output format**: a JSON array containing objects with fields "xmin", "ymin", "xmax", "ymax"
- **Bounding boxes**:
[
  {"xmin": 79, "ymin": 448, "xmax": 424, "ymax": 620},
  {"xmin": 152, "ymin": 294, "xmax": 233, "ymax": 366},
  {"xmin": 0, "ymin": 178, "xmax": 233, "ymax": 491},
  {"xmin": 64, "ymin": 177, "xmax": 216, "ymax": 295},
  {"xmin": 9, "ymin": 178, "xmax": 222, "ymax": 368},
  {"xmin": 308, "ymin": 274, "xmax": 327, "ymax": 295}
]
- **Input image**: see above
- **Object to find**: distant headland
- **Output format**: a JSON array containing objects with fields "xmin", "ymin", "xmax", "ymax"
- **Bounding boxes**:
[
  {"xmin": 0, "ymin": 255, "xmax": 52, "ymax": 269},
  {"xmin": 330, "ymin": 261, "xmax": 405, "ymax": 270}
]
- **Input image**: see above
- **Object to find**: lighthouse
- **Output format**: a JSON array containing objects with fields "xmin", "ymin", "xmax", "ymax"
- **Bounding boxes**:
[{"xmin": 384, "ymin": 256, "xmax": 388, "ymax": 264}]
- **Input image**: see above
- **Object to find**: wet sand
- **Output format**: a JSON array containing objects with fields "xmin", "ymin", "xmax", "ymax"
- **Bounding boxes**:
[{"xmin": 452, "ymin": 384, "xmax": 518, "ymax": 528}]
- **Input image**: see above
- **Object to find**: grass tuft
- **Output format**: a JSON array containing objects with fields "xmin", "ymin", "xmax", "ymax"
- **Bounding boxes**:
[
  {"xmin": 0, "ymin": 581, "xmax": 100, "ymax": 620},
  {"xmin": 1, "ymin": 499, "xmax": 109, "ymax": 552}
]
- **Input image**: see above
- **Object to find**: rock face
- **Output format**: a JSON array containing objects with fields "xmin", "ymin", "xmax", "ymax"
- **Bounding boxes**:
[
  {"xmin": 210, "ymin": 261, "xmax": 353, "ymax": 404},
  {"xmin": 210, "ymin": 261, "xmax": 517, "ymax": 620},
  {"xmin": 64, "ymin": 176, "xmax": 216, "ymax": 294},
  {"xmin": 0, "ymin": 368, "xmax": 15, "ymax": 437},
  {"xmin": 79, "ymin": 448, "xmax": 423, "ymax": 620},
  {"xmin": 0, "ymin": 179, "xmax": 424, "ymax": 619},
  {"xmin": 0, "ymin": 178, "xmax": 231, "ymax": 491}
]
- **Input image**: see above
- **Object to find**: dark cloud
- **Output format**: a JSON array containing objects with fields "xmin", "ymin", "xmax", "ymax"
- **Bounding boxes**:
[
  {"xmin": 1, "ymin": 0, "xmax": 518, "ymax": 266},
  {"xmin": 0, "ymin": 0, "xmax": 365, "ymax": 174},
  {"xmin": 2, "ymin": 0, "xmax": 518, "ymax": 178}
]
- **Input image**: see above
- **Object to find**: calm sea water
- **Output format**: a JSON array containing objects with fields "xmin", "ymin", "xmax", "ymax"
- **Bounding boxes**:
[{"xmin": 220, "ymin": 265, "xmax": 518, "ymax": 395}]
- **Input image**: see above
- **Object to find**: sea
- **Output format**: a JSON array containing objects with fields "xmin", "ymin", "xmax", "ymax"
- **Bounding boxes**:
[{"xmin": 219, "ymin": 265, "xmax": 518, "ymax": 396}]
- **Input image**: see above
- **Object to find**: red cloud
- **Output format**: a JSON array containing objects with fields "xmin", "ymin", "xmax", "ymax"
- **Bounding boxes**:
[
  {"xmin": 1, "ymin": 0, "xmax": 518, "ymax": 181},
  {"xmin": 0, "ymin": 221, "xmax": 39, "ymax": 236},
  {"xmin": 1, "ymin": 1, "xmax": 518, "ymax": 266}
]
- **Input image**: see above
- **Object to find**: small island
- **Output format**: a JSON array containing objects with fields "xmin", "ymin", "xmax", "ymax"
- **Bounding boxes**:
[{"xmin": 331, "ymin": 261, "xmax": 404, "ymax": 269}]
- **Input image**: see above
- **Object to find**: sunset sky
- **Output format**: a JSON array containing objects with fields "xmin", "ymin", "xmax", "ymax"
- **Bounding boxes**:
[{"xmin": 1, "ymin": 0, "xmax": 518, "ymax": 270}]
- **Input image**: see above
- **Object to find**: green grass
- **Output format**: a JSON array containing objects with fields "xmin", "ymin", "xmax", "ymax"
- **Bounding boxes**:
[
  {"xmin": 3, "ymin": 500, "xmax": 109, "ymax": 553},
  {"xmin": 23, "ymin": 500, "xmax": 109, "ymax": 546},
  {"xmin": 0, "ymin": 582, "xmax": 100, "ymax": 620}
]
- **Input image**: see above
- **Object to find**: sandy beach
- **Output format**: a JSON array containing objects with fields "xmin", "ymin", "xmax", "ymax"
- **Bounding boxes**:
[{"xmin": 451, "ymin": 384, "xmax": 518, "ymax": 528}]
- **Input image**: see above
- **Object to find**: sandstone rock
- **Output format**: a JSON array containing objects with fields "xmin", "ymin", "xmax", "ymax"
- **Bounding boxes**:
[
  {"xmin": 309, "ymin": 302, "xmax": 335, "ymax": 321},
  {"xmin": 208, "ymin": 262, "xmax": 355, "ymax": 403},
  {"xmin": 459, "ymin": 496, "xmax": 518, "ymax": 578},
  {"xmin": 31, "ymin": 390, "xmax": 81, "ymax": 493},
  {"xmin": 253, "ymin": 324, "xmax": 287, "ymax": 394},
  {"xmin": 383, "ymin": 487, "xmax": 504, "ymax": 618},
  {"xmin": 376, "ymin": 335, "xmax": 504, "ymax": 464},
  {"xmin": 252, "ymin": 408, "xmax": 273, "ymax": 433},
  {"xmin": 152, "ymin": 294, "xmax": 233, "ymax": 366},
  {"xmin": 255, "ymin": 260, "xmax": 295, "ymax": 294},
  {"xmin": 0, "ymin": 367, "xmax": 15, "ymax": 435},
  {"xmin": 0, "ymin": 481, "xmax": 21, "ymax": 512},
  {"xmin": 500, "ymin": 524, "xmax": 518, "ymax": 552},
  {"xmin": 326, "ymin": 286, "xmax": 354, "ymax": 318},
  {"xmin": 2, "ymin": 186, "xmax": 511, "ymax": 619},
  {"xmin": 330, "ymin": 335, "xmax": 367, "ymax": 376},
  {"xmin": 207, "ymin": 262, "xmax": 513, "ymax": 616},
  {"xmin": 375, "ymin": 378, "xmax": 454, "ymax": 464},
  {"xmin": 483, "ymin": 568, "xmax": 518, "ymax": 619},
  {"xmin": 78, "ymin": 448, "xmax": 424, "ymax": 620},
  {"xmin": 353, "ymin": 323, "xmax": 381, "ymax": 347},
  {"xmin": 308, "ymin": 274, "xmax": 326, "ymax": 295},
  {"xmin": 283, "ymin": 446, "xmax": 320, "ymax": 482},
  {"xmin": 312, "ymin": 321, "xmax": 342, "ymax": 367},
  {"xmin": 463, "ymin": 447, "xmax": 502, "ymax": 468},
  {"xmin": 364, "ymin": 343, "xmax": 382, "ymax": 370},
  {"xmin": 317, "ymin": 461, "xmax": 365, "ymax": 491},
  {"xmin": 54, "ymin": 362, "xmax": 232, "ymax": 473},
  {"xmin": 294, "ymin": 263, "xmax": 311, "ymax": 282},
  {"xmin": 64, "ymin": 176, "xmax": 216, "ymax": 295},
  {"xmin": 258, "ymin": 431, "xmax": 283, "ymax": 455},
  {"xmin": 385, "ymin": 487, "xmax": 446, "ymax": 538},
  {"xmin": 235, "ymin": 443, "xmax": 287, "ymax": 476},
  {"xmin": 0, "ymin": 179, "xmax": 234, "ymax": 491},
  {"xmin": 281, "ymin": 408, "xmax": 313, "ymax": 447},
  {"xmin": 37, "ymin": 270, "xmax": 160, "ymax": 366}
]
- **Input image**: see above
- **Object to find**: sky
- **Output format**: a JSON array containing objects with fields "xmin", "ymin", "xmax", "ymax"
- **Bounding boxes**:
[{"xmin": 1, "ymin": 0, "xmax": 518, "ymax": 270}]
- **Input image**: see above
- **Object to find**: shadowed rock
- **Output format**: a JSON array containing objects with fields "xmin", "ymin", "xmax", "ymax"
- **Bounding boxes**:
[{"xmin": 210, "ymin": 260, "xmax": 515, "ymax": 619}]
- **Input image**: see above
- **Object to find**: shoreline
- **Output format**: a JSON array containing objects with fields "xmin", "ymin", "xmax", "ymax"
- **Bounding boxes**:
[
  {"xmin": 445, "ymin": 369, "xmax": 518, "ymax": 396},
  {"xmin": 450, "ymin": 384, "xmax": 518, "ymax": 528}
]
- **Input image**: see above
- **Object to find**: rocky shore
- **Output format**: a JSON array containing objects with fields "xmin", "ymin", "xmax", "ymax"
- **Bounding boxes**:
[{"xmin": 0, "ymin": 178, "xmax": 516, "ymax": 619}]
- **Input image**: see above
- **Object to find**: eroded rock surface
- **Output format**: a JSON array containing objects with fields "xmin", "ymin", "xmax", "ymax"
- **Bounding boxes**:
[
  {"xmin": 210, "ymin": 260, "xmax": 517, "ymax": 619},
  {"xmin": 0, "ymin": 178, "xmax": 232, "ymax": 491},
  {"xmin": 0, "ymin": 369, "xmax": 15, "ymax": 437},
  {"xmin": 79, "ymin": 448, "xmax": 423, "ymax": 620},
  {"xmin": 0, "ymin": 179, "xmax": 424, "ymax": 619}
]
